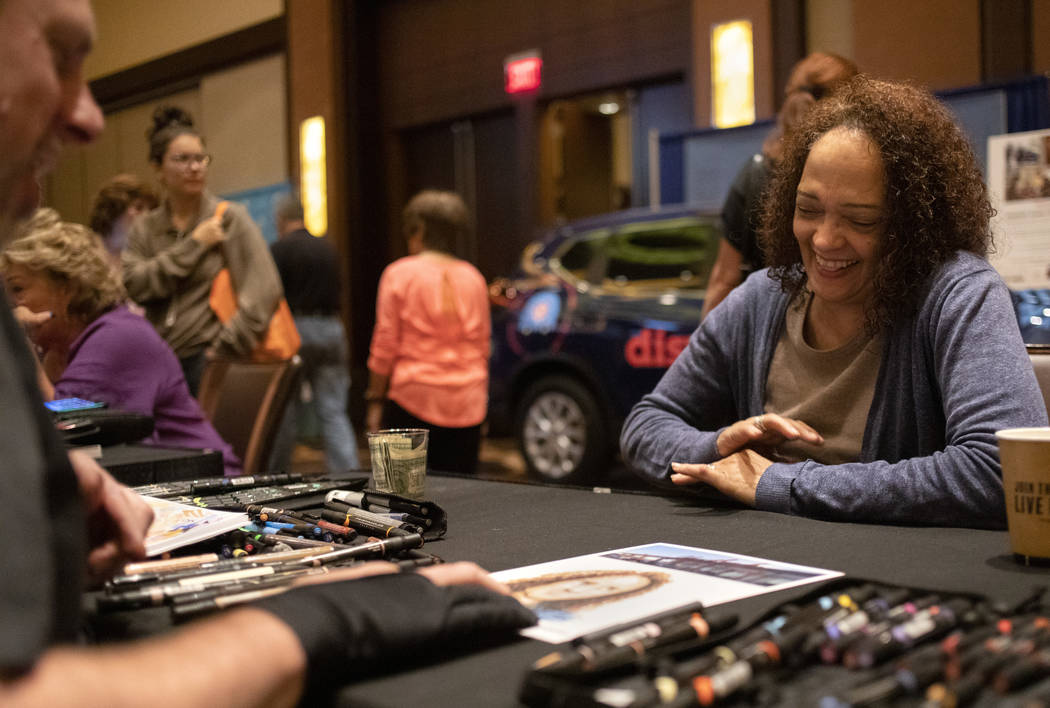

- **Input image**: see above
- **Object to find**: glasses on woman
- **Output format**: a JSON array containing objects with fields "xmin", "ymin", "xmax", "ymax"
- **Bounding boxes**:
[{"xmin": 167, "ymin": 153, "xmax": 212, "ymax": 169}]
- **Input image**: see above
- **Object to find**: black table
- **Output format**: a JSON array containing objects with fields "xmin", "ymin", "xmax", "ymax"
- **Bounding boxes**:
[
  {"xmin": 99, "ymin": 443, "xmax": 223, "ymax": 485},
  {"xmin": 339, "ymin": 474, "xmax": 1050, "ymax": 707}
]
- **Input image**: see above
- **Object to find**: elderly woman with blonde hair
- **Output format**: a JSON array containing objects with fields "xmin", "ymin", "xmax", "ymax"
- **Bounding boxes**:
[{"xmin": 2, "ymin": 209, "xmax": 240, "ymax": 474}]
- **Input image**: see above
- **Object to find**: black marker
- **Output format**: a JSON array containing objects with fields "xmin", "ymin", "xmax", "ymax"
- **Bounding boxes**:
[
  {"xmin": 320, "ymin": 508, "xmax": 413, "ymax": 538},
  {"xmin": 534, "ymin": 605, "xmax": 737, "ymax": 675},
  {"xmin": 326, "ymin": 489, "xmax": 428, "ymax": 516},
  {"xmin": 298, "ymin": 533, "xmax": 424, "ymax": 566}
]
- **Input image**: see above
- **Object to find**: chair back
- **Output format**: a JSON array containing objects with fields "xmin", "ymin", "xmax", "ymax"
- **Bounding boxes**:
[
  {"xmin": 1027, "ymin": 344, "xmax": 1050, "ymax": 419},
  {"xmin": 198, "ymin": 355, "xmax": 302, "ymax": 476}
]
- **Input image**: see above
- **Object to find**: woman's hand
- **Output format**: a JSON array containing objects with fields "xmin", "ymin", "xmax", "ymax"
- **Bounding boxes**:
[
  {"xmin": 365, "ymin": 400, "xmax": 383, "ymax": 433},
  {"xmin": 190, "ymin": 215, "xmax": 225, "ymax": 249},
  {"xmin": 12, "ymin": 305, "xmax": 52, "ymax": 337},
  {"xmin": 715, "ymin": 413, "xmax": 823, "ymax": 457},
  {"xmin": 670, "ymin": 449, "xmax": 773, "ymax": 506}
]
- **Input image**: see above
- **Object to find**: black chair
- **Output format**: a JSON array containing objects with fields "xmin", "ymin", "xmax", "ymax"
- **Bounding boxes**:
[{"xmin": 197, "ymin": 355, "xmax": 302, "ymax": 476}]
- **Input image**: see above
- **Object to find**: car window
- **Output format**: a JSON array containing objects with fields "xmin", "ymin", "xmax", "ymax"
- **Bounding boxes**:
[
  {"xmin": 555, "ymin": 229, "xmax": 612, "ymax": 285},
  {"xmin": 552, "ymin": 217, "xmax": 717, "ymax": 294}
]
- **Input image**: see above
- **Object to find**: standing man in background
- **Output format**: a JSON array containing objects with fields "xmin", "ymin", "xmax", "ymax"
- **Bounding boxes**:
[{"xmin": 270, "ymin": 195, "xmax": 360, "ymax": 474}]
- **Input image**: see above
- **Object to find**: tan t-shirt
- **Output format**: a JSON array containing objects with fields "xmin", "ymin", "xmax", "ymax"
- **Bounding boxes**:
[{"xmin": 764, "ymin": 292, "xmax": 882, "ymax": 464}]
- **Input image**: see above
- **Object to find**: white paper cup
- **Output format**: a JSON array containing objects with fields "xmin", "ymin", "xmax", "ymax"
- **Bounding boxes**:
[{"xmin": 997, "ymin": 427, "xmax": 1050, "ymax": 564}]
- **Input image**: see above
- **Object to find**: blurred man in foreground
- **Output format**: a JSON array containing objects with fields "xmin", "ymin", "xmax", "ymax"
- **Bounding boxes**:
[{"xmin": 0, "ymin": 2, "xmax": 532, "ymax": 706}]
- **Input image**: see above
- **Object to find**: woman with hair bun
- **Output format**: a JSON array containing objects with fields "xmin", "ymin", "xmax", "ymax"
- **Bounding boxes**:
[{"xmin": 122, "ymin": 106, "xmax": 282, "ymax": 395}]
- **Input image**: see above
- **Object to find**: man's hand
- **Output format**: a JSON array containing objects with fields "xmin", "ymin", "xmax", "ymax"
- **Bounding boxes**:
[
  {"xmin": 416, "ymin": 561, "xmax": 512, "ymax": 594},
  {"xmin": 295, "ymin": 561, "xmax": 511, "ymax": 595},
  {"xmin": 670, "ymin": 448, "xmax": 774, "ymax": 506},
  {"xmin": 68, "ymin": 450, "xmax": 153, "ymax": 584},
  {"xmin": 715, "ymin": 413, "xmax": 823, "ymax": 457}
]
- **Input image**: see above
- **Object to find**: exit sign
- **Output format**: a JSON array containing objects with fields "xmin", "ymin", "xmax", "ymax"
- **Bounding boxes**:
[{"xmin": 504, "ymin": 50, "xmax": 542, "ymax": 94}]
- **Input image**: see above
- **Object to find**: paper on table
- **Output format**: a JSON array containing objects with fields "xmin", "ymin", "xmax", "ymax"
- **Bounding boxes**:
[
  {"xmin": 492, "ymin": 542, "xmax": 843, "ymax": 643},
  {"xmin": 140, "ymin": 495, "xmax": 249, "ymax": 557}
]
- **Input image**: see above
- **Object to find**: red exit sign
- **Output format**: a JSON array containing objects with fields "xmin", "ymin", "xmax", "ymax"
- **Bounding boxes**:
[{"xmin": 504, "ymin": 50, "xmax": 542, "ymax": 94}]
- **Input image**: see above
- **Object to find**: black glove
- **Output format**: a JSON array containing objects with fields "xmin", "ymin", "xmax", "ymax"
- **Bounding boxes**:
[{"xmin": 255, "ymin": 572, "xmax": 536, "ymax": 697}]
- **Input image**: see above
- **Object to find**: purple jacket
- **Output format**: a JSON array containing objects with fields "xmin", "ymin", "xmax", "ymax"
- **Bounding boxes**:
[{"xmin": 55, "ymin": 306, "xmax": 241, "ymax": 475}]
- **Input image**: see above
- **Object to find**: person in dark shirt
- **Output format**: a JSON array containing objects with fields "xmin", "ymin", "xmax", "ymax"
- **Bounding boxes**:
[{"xmin": 269, "ymin": 195, "xmax": 360, "ymax": 474}]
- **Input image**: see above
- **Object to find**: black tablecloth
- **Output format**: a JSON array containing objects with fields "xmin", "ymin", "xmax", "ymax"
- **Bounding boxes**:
[{"xmin": 337, "ymin": 474, "xmax": 1050, "ymax": 707}]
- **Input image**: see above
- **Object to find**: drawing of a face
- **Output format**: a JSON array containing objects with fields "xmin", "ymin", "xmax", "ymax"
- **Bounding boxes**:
[
  {"xmin": 520, "ymin": 573, "xmax": 653, "ymax": 602},
  {"xmin": 509, "ymin": 570, "xmax": 668, "ymax": 612}
]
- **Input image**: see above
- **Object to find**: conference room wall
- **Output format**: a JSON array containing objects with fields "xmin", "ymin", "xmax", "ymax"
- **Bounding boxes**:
[
  {"xmin": 85, "ymin": 0, "xmax": 282, "ymax": 80},
  {"xmin": 44, "ymin": 54, "xmax": 288, "ymax": 227}
]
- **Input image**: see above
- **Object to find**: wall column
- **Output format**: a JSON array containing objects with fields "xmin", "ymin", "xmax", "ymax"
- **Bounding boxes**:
[{"xmin": 285, "ymin": 0, "xmax": 354, "ymax": 346}]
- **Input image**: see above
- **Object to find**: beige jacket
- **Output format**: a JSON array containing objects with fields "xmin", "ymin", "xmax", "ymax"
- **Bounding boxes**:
[{"xmin": 122, "ymin": 193, "xmax": 283, "ymax": 359}]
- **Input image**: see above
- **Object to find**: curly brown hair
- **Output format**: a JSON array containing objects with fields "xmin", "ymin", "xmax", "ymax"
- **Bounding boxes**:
[
  {"xmin": 1, "ymin": 209, "xmax": 125, "ymax": 322},
  {"xmin": 89, "ymin": 174, "xmax": 158, "ymax": 237},
  {"xmin": 760, "ymin": 76, "xmax": 994, "ymax": 332}
]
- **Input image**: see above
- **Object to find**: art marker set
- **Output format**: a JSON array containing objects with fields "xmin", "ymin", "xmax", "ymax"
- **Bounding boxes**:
[
  {"xmin": 98, "ymin": 530, "xmax": 436, "ymax": 620},
  {"xmin": 104, "ymin": 477, "xmax": 451, "ymax": 621},
  {"xmin": 520, "ymin": 582, "xmax": 1050, "ymax": 707}
]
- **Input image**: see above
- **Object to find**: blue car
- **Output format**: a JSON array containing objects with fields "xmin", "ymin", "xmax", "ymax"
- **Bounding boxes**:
[{"xmin": 487, "ymin": 205, "xmax": 721, "ymax": 483}]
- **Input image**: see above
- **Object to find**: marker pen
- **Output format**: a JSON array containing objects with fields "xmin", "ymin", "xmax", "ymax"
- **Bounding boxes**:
[
  {"xmin": 298, "ymin": 533, "xmax": 424, "ymax": 566},
  {"xmin": 122, "ymin": 552, "xmax": 220, "ymax": 576},
  {"xmin": 107, "ymin": 546, "xmax": 338, "ymax": 588},
  {"xmin": 326, "ymin": 488, "xmax": 427, "ymax": 516},
  {"xmin": 172, "ymin": 585, "xmax": 290, "ymax": 619},
  {"xmin": 324, "ymin": 500, "xmax": 424, "ymax": 533},
  {"xmin": 319, "ymin": 509, "xmax": 413, "ymax": 538}
]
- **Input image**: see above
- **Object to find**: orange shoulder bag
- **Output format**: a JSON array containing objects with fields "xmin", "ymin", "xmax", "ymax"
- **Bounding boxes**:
[{"xmin": 207, "ymin": 201, "xmax": 300, "ymax": 362}]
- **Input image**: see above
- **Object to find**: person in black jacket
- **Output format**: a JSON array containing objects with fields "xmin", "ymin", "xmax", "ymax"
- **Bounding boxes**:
[{"xmin": 269, "ymin": 195, "xmax": 360, "ymax": 474}]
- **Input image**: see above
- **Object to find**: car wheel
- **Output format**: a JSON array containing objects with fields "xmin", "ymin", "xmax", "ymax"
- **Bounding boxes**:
[{"xmin": 516, "ymin": 375, "xmax": 609, "ymax": 484}]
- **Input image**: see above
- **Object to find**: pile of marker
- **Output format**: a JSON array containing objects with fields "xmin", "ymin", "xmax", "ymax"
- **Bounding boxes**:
[
  {"xmin": 97, "ymin": 492, "xmax": 448, "ymax": 620},
  {"xmin": 521, "ymin": 584, "xmax": 1050, "ymax": 707}
]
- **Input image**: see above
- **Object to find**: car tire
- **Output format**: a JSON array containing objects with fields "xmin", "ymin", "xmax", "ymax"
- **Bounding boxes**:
[{"xmin": 516, "ymin": 374, "xmax": 609, "ymax": 484}]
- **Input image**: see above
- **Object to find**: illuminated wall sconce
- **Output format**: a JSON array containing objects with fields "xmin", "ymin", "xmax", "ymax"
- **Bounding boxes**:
[
  {"xmin": 299, "ymin": 115, "xmax": 327, "ymax": 236},
  {"xmin": 711, "ymin": 20, "xmax": 755, "ymax": 129}
]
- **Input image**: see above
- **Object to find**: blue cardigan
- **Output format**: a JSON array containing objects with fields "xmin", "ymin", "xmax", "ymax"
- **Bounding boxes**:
[{"xmin": 620, "ymin": 253, "xmax": 1047, "ymax": 528}]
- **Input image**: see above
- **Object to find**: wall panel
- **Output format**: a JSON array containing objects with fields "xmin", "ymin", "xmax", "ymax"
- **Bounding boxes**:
[
  {"xmin": 87, "ymin": 0, "xmax": 282, "ymax": 79},
  {"xmin": 376, "ymin": 0, "xmax": 691, "ymax": 130},
  {"xmin": 851, "ymin": 0, "xmax": 980, "ymax": 90}
]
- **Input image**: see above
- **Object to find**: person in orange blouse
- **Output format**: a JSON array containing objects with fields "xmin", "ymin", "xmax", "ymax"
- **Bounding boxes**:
[{"xmin": 365, "ymin": 190, "xmax": 491, "ymax": 474}]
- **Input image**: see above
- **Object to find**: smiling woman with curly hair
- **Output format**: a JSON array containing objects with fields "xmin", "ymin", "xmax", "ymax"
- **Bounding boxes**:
[
  {"xmin": 761, "ymin": 77, "xmax": 995, "ymax": 333},
  {"xmin": 622, "ymin": 76, "xmax": 1045, "ymax": 528}
]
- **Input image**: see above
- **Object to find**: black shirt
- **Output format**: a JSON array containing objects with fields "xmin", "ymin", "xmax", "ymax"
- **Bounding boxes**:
[
  {"xmin": 270, "ymin": 228, "xmax": 343, "ymax": 316},
  {"xmin": 0, "ymin": 294, "xmax": 85, "ymax": 674},
  {"xmin": 722, "ymin": 153, "xmax": 773, "ymax": 278}
]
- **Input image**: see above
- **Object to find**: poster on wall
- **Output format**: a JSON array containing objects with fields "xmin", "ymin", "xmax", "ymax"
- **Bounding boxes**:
[{"xmin": 987, "ymin": 128, "xmax": 1050, "ymax": 289}]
